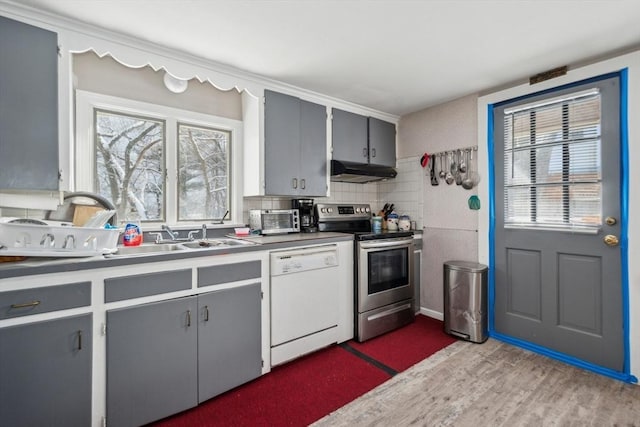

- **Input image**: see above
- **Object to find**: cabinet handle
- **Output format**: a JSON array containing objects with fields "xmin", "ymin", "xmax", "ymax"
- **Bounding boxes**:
[
  {"xmin": 371, "ymin": 148, "xmax": 376, "ymax": 158},
  {"xmin": 187, "ymin": 310, "xmax": 192, "ymax": 327},
  {"xmin": 77, "ymin": 330, "xmax": 82, "ymax": 351},
  {"xmin": 204, "ymin": 305, "xmax": 209, "ymax": 322},
  {"xmin": 300, "ymin": 179, "xmax": 306, "ymax": 190},
  {"xmin": 292, "ymin": 178, "xmax": 298, "ymax": 189},
  {"xmin": 10, "ymin": 300, "xmax": 41, "ymax": 309},
  {"xmin": 363, "ymin": 148, "xmax": 368, "ymax": 158}
]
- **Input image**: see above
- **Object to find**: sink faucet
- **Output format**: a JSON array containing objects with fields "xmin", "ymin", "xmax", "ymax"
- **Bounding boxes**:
[{"xmin": 161, "ymin": 224, "xmax": 179, "ymax": 240}]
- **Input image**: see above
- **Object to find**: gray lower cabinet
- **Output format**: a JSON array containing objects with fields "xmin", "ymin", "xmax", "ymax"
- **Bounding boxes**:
[
  {"xmin": 0, "ymin": 15, "xmax": 59, "ymax": 190},
  {"xmin": 106, "ymin": 284, "xmax": 262, "ymax": 426},
  {"xmin": 264, "ymin": 89, "xmax": 327, "ymax": 196},
  {"xmin": 0, "ymin": 314, "xmax": 92, "ymax": 427},
  {"xmin": 198, "ymin": 283, "xmax": 262, "ymax": 402},
  {"xmin": 107, "ymin": 296, "xmax": 198, "ymax": 427}
]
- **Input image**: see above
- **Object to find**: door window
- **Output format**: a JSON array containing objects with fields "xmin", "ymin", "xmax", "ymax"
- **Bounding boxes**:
[{"xmin": 503, "ymin": 89, "xmax": 602, "ymax": 232}]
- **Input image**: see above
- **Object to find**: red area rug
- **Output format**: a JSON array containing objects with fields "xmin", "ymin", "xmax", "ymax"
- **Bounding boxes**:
[
  {"xmin": 151, "ymin": 315, "xmax": 456, "ymax": 426},
  {"xmin": 152, "ymin": 345, "xmax": 390, "ymax": 427},
  {"xmin": 348, "ymin": 315, "xmax": 458, "ymax": 372}
]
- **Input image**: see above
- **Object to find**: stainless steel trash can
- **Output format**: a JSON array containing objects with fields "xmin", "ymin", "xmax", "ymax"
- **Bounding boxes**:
[{"xmin": 443, "ymin": 260, "xmax": 488, "ymax": 343}]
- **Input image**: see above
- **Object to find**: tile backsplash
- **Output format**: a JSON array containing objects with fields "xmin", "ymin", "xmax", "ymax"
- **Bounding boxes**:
[{"xmin": 242, "ymin": 156, "xmax": 424, "ymax": 228}]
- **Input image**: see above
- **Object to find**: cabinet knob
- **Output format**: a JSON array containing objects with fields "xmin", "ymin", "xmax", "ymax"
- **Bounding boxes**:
[
  {"xmin": 292, "ymin": 178, "xmax": 298, "ymax": 189},
  {"xmin": 363, "ymin": 148, "xmax": 368, "ymax": 158},
  {"xmin": 204, "ymin": 305, "xmax": 209, "ymax": 322},
  {"xmin": 186, "ymin": 310, "xmax": 192, "ymax": 327},
  {"xmin": 371, "ymin": 148, "xmax": 376, "ymax": 158},
  {"xmin": 300, "ymin": 179, "xmax": 306, "ymax": 190}
]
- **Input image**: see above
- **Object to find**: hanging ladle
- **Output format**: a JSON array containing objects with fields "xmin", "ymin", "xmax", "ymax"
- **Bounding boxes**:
[
  {"xmin": 439, "ymin": 153, "xmax": 446, "ymax": 180},
  {"xmin": 458, "ymin": 149, "xmax": 467, "ymax": 173},
  {"xmin": 445, "ymin": 152, "xmax": 455, "ymax": 185},
  {"xmin": 462, "ymin": 149, "xmax": 474, "ymax": 190}
]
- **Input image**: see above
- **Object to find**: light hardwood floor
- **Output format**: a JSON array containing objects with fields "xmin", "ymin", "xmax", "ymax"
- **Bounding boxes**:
[{"xmin": 314, "ymin": 339, "xmax": 640, "ymax": 426}]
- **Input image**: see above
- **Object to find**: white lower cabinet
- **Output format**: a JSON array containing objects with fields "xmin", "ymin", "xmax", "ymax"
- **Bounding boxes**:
[{"xmin": 106, "ymin": 284, "xmax": 262, "ymax": 427}]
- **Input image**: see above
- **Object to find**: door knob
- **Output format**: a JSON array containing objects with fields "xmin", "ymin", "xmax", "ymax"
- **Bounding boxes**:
[
  {"xmin": 604, "ymin": 234, "xmax": 619, "ymax": 247},
  {"xmin": 605, "ymin": 216, "xmax": 617, "ymax": 226}
]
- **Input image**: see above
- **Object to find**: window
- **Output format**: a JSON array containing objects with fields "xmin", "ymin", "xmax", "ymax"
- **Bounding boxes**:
[
  {"xmin": 503, "ymin": 89, "xmax": 602, "ymax": 231},
  {"xmin": 76, "ymin": 91, "xmax": 241, "ymax": 225}
]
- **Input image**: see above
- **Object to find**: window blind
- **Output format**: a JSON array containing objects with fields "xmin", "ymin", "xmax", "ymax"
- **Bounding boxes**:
[{"xmin": 503, "ymin": 88, "xmax": 602, "ymax": 231}]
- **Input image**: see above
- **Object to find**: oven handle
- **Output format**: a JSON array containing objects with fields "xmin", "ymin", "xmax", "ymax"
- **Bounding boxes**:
[{"xmin": 358, "ymin": 238, "xmax": 413, "ymax": 250}]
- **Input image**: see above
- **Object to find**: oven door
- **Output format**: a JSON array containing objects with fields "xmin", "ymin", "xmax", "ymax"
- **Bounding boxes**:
[{"xmin": 357, "ymin": 237, "xmax": 413, "ymax": 313}]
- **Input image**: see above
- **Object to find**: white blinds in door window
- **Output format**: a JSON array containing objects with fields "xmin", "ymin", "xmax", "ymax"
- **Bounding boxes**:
[{"xmin": 503, "ymin": 89, "xmax": 602, "ymax": 231}]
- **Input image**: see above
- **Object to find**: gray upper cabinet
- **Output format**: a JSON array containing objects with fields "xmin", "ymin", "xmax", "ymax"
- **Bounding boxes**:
[
  {"xmin": 0, "ymin": 314, "xmax": 92, "ymax": 427},
  {"xmin": 264, "ymin": 89, "xmax": 327, "ymax": 196},
  {"xmin": 332, "ymin": 109, "xmax": 368, "ymax": 164},
  {"xmin": 332, "ymin": 108, "xmax": 396, "ymax": 167},
  {"xmin": 368, "ymin": 117, "xmax": 396, "ymax": 167},
  {"xmin": 0, "ymin": 16, "xmax": 59, "ymax": 191}
]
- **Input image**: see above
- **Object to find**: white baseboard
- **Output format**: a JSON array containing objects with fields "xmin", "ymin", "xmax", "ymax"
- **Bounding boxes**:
[{"xmin": 419, "ymin": 307, "xmax": 443, "ymax": 321}]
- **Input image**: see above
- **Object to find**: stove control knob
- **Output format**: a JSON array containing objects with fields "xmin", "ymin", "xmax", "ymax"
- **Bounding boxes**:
[
  {"xmin": 365, "ymin": 207, "xmax": 371, "ymax": 213},
  {"xmin": 355, "ymin": 207, "xmax": 360, "ymax": 213},
  {"xmin": 328, "ymin": 207, "xmax": 333, "ymax": 213}
]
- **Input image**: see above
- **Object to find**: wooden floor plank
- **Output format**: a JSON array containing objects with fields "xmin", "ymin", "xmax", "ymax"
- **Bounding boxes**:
[{"xmin": 313, "ymin": 339, "xmax": 640, "ymax": 427}]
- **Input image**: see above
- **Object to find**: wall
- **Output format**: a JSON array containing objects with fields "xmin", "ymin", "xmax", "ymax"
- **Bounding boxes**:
[
  {"xmin": 73, "ymin": 52, "xmax": 242, "ymax": 120},
  {"xmin": 395, "ymin": 94, "xmax": 479, "ymax": 318}
]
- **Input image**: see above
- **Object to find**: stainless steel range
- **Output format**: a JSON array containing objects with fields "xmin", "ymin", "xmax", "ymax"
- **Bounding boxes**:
[{"xmin": 315, "ymin": 203, "xmax": 414, "ymax": 341}]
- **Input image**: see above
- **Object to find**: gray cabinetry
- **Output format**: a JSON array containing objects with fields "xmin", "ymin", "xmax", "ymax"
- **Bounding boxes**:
[
  {"xmin": 0, "ymin": 314, "xmax": 92, "ymax": 427},
  {"xmin": 332, "ymin": 108, "xmax": 396, "ymax": 167},
  {"xmin": 106, "ymin": 284, "xmax": 262, "ymax": 425},
  {"xmin": 368, "ymin": 117, "xmax": 396, "ymax": 167},
  {"xmin": 332, "ymin": 109, "xmax": 368, "ymax": 163},
  {"xmin": 0, "ymin": 15, "xmax": 59, "ymax": 190},
  {"xmin": 0, "ymin": 281, "xmax": 90, "ymax": 319},
  {"xmin": 264, "ymin": 89, "xmax": 327, "ymax": 196},
  {"xmin": 198, "ymin": 283, "xmax": 262, "ymax": 402},
  {"xmin": 107, "ymin": 296, "xmax": 199, "ymax": 427}
]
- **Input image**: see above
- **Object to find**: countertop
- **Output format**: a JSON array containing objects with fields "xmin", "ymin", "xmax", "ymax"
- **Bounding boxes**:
[{"xmin": 0, "ymin": 232, "xmax": 353, "ymax": 280}]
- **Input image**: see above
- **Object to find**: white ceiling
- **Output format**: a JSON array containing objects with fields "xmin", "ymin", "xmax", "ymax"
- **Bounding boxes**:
[{"xmin": 13, "ymin": 0, "xmax": 640, "ymax": 116}]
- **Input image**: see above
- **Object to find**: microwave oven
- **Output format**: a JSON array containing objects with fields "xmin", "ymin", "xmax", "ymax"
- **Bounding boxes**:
[{"xmin": 249, "ymin": 209, "xmax": 300, "ymax": 235}]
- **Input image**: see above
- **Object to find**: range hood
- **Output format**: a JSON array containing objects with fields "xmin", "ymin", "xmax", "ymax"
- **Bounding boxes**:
[{"xmin": 330, "ymin": 160, "xmax": 397, "ymax": 184}]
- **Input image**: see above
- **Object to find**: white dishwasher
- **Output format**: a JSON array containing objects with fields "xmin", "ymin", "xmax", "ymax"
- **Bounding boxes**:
[{"xmin": 270, "ymin": 244, "xmax": 340, "ymax": 366}]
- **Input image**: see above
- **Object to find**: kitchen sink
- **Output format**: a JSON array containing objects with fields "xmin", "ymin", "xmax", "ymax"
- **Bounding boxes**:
[
  {"xmin": 180, "ymin": 238, "xmax": 256, "ymax": 249},
  {"xmin": 108, "ymin": 243, "xmax": 187, "ymax": 256}
]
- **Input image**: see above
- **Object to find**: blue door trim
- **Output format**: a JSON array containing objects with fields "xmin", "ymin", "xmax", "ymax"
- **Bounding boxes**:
[{"xmin": 486, "ymin": 70, "xmax": 634, "ymax": 383}]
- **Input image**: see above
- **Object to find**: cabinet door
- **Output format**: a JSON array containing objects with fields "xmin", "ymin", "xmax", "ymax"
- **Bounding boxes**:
[
  {"xmin": 107, "ymin": 296, "xmax": 198, "ymax": 427},
  {"xmin": 264, "ymin": 90, "xmax": 301, "ymax": 195},
  {"xmin": 0, "ymin": 16, "xmax": 59, "ymax": 190},
  {"xmin": 299, "ymin": 99, "xmax": 327, "ymax": 196},
  {"xmin": 332, "ymin": 108, "xmax": 368, "ymax": 164},
  {"xmin": 0, "ymin": 314, "xmax": 92, "ymax": 427},
  {"xmin": 198, "ymin": 283, "xmax": 261, "ymax": 402},
  {"xmin": 368, "ymin": 117, "xmax": 396, "ymax": 167}
]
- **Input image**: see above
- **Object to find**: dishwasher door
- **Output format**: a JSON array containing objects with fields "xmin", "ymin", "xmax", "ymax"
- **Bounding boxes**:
[{"xmin": 270, "ymin": 245, "xmax": 340, "ymax": 347}]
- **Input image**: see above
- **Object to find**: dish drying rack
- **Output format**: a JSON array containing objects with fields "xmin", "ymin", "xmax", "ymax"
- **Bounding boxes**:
[{"xmin": 0, "ymin": 222, "xmax": 120, "ymax": 257}]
